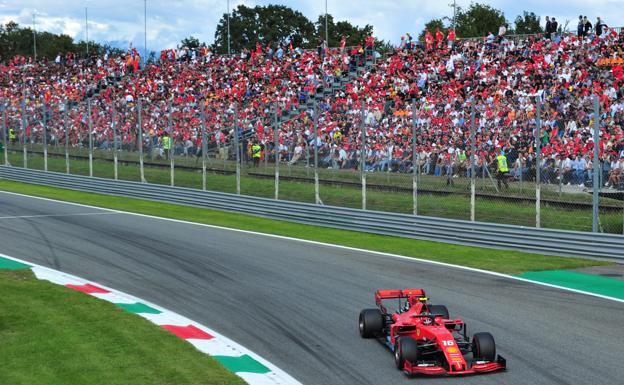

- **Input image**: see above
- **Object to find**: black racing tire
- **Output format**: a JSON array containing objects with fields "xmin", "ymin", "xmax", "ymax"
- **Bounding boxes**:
[
  {"xmin": 359, "ymin": 309, "xmax": 383, "ymax": 338},
  {"xmin": 472, "ymin": 332, "xmax": 496, "ymax": 361},
  {"xmin": 427, "ymin": 304, "xmax": 450, "ymax": 319},
  {"xmin": 395, "ymin": 337, "xmax": 419, "ymax": 370}
]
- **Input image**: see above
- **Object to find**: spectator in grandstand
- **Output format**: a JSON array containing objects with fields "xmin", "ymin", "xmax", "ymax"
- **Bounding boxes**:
[
  {"xmin": 561, "ymin": 155, "xmax": 573, "ymax": 184},
  {"xmin": 364, "ymin": 35, "xmax": 374, "ymax": 58},
  {"xmin": 583, "ymin": 16, "xmax": 593, "ymax": 36},
  {"xmin": 425, "ymin": 30, "xmax": 434, "ymax": 50},
  {"xmin": 607, "ymin": 156, "xmax": 623, "ymax": 188},
  {"xmin": 577, "ymin": 15, "xmax": 585, "ymax": 37},
  {"xmin": 447, "ymin": 29, "xmax": 456, "ymax": 49},
  {"xmin": 572, "ymin": 154, "xmax": 587, "ymax": 186},
  {"xmin": 596, "ymin": 17, "xmax": 607, "ymax": 37},
  {"xmin": 545, "ymin": 16, "xmax": 552, "ymax": 39},
  {"xmin": 435, "ymin": 28, "xmax": 444, "ymax": 49},
  {"xmin": 497, "ymin": 23, "xmax": 507, "ymax": 43},
  {"xmin": 511, "ymin": 153, "xmax": 528, "ymax": 180},
  {"xmin": 3, "ymin": 11, "xmax": 624, "ymax": 197},
  {"xmin": 550, "ymin": 18, "xmax": 559, "ymax": 39}
]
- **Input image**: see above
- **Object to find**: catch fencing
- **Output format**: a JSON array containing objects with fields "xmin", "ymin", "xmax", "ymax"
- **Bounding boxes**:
[{"xmin": 1, "ymin": 95, "xmax": 622, "ymax": 235}]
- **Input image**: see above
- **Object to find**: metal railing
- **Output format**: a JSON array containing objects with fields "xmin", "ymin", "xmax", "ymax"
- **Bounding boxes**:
[{"xmin": 0, "ymin": 166, "xmax": 621, "ymax": 260}]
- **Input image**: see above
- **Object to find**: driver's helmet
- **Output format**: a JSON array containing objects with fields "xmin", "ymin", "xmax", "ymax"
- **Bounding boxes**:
[{"xmin": 408, "ymin": 295, "xmax": 423, "ymax": 307}]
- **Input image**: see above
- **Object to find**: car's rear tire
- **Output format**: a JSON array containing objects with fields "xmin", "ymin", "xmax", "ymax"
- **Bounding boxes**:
[
  {"xmin": 395, "ymin": 337, "xmax": 419, "ymax": 369},
  {"xmin": 472, "ymin": 332, "xmax": 496, "ymax": 360},
  {"xmin": 359, "ymin": 309, "xmax": 383, "ymax": 338},
  {"xmin": 427, "ymin": 304, "xmax": 449, "ymax": 319}
]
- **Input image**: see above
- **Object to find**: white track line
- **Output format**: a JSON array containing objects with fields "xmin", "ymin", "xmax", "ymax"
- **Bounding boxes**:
[
  {"xmin": 0, "ymin": 189, "xmax": 622, "ymax": 304},
  {"xmin": 0, "ymin": 212, "xmax": 118, "ymax": 220}
]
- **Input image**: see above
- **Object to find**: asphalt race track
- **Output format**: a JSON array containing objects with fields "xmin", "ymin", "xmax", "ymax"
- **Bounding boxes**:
[{"xmin": 1, "ymin": 191, "xmax": 623, "ymax": 385}]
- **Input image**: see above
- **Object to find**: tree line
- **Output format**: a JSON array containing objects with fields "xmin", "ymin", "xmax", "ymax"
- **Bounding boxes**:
[
  {"xmin": 420, "ymin": 4, "xmax": 546, "ymax": 41},
  {"xmin": 0, "ymin": 2, "xmax": 553, "ymax": 61},
  {"xmin": 209, "ymin": 4, "xmax": 390, "ymax": 53},
  {"xmin": 0, "ymin": 21, "xmax": 124, "ymax": 62}
]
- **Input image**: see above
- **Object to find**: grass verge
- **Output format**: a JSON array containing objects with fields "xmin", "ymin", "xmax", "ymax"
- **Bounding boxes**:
[
  {"xmin": 0, "ymin": 269, "xmax": 244, "ymax": 385},
  {"xmin": 0, "ymin": 179, "xmax": 610, "ymax": 275}
]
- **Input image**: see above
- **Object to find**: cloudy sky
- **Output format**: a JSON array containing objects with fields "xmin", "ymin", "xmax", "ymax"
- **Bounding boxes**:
[{"xmin": 2, "ymin": 0, "xmax": 623, "ymax": 53}]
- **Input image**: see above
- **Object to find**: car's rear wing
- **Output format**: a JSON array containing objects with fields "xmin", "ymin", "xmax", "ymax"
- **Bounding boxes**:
[{"xmin": 375, "ymin": 289, "xmax": 427, "ymax": 307}]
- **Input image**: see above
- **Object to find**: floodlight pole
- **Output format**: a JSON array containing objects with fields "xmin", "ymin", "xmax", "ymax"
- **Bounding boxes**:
[
  {"xmin": 535, "ymin": 99, "xmax": 542, "ymax": 228},
  {"xmin": 85, "ymin": 7, "xmax": 89, "ymax": 58},
  {"xmin": 325, "ymin": 0, "xmax": 329, "ymax": 47},
  {"xmin": 592, "ymin": 96, "xmax": 600, "ymax": 233},
  {"xmin": 144, "ymin": 0, "xmax": 147, "ymax": 65},
  {"xmin": 33, "ymin": 11, "xmax": 37, "ymax": 62},
  {"xmin": 227, "ymin": 0, "xmax": 231, "ymax": 56}
]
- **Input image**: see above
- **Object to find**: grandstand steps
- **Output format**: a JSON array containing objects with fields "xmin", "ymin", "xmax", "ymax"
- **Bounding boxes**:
[{"xmin": 274, "ymin": 58, "xmax": 372, "ymax": 125}]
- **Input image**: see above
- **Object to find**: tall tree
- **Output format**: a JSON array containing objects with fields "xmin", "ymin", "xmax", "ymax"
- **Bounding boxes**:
[
  {"xmin": 179, "ymin": 36, "xmax": 201, "ymax": 49},
  {"xmin": 454, "ymin": 3, "xmax": 508, "ymax": 38},
  {"xmin": 315, "ymin": 14, "xmax": 374, "ymax": 47},
  {"xmin": 419, "ymin": 19, "xmax": 446, "ymax": 41},
  {"xmin": 514, "ymin": 11, "xmax": 541, "ymax": 34},
  {"xmin": 0, "ymin": 21, "xmax": 112, "ymax": 61},
  {"xmin": 212, "ymin": 4, "xmax": 315, "ymax": 53}
]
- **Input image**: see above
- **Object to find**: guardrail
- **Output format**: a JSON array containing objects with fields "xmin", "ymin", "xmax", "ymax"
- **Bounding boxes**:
[{"xmin": 0, "ymin": 166, "xmax": 622, "ymax": 260}]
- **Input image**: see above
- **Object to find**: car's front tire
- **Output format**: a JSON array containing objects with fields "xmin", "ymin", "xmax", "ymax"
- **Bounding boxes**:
[
  {"xmin": 395, "ymin": 337, "xmax": 419, "ymax": 370},
  {"xmin": 472, "ymin": 332, "xmax": 496, "ymax": 360}
]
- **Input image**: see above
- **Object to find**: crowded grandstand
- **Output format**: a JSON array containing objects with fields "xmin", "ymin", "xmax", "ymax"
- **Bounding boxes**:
[{"xmin": 1, "ymin": 16, "xmax": 624, "ymax": 190}]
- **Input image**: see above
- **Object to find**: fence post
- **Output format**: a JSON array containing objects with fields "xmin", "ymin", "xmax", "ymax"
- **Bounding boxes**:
[
  {"xmin": 592, "ymin": 96, "xmax": 600, "ymax": 233},
  {"xmin": 233, "ymin": 104, "xmax": 240, "ymax": 195},
  {"xmin": 42, "ymin": 98, "xmax": 48, "ymax": 171},
  {"xmin": 137, "ymin": 99, "xmax": 145, "ymax": 183},
  {"xmin": 87, "ymin": 98, "xmax": 93, "ymax": 177},
  {"xmin": 200, "ymin": 105, "xmax": 207, "ymax": 191},
  {"xmin": 535, "ymin": 99, "xmax": 542, "ymax": 228},
  {"xmin": 28, "ymin": 95, "xmax": 33, "ymax": 150},
  {"xmin": 21, "ymin": 97, "xmax": 27, "ymax": 168},
  {"xmin": 361, "ymin": 100, "xmax": 366, "ymax": 210},
  {"xmin": 470, "ymin": 104, "xmax": 476, "ymax": 222},
  {"xmin": 411, "ymin": 99, "xmax": 418, "ymax": 216},
  {"xmin": 169, "ymin": 99, "xmax": 175, "ymax": 187},
  {"xmin": 313, "ymin": 98, "xmax": 320, "ymax": 205},
  {"xmin": 274, "ymin": 105, "xmax": 280, "ymax": 200},
  {"xmin": 112, "ymin": 103, "xmax": 118, "ymax": 180},
  {"xmin": 2, "ymin": 101, "xmax": 8, "ymax": 166},
  {"xmin": 64, "ymin": 99, "xmax": 69, "ymax": 173}
]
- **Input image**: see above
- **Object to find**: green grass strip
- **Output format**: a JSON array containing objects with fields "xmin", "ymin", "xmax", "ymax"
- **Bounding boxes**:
[
  {"xmin": 0, "ymin": 256, "xmax": 32, "ymax": 270},
  {"xmin": 517, "ymin": 270, "xmax": 624, "ymax": 300},
  {"xmin": 0, "ymin": 270, "xmax": 244, "ymax": 385},
  {"xmin": 0, "ymin": 179, "xmax": 610, "ymax": 275},
  {"xmin": 116, "ymin": 302, "xmax": 162, "ymax": 314},
  {"xmin": 213, "ymin": 355, "xmax": 271, "ymax": 374}
]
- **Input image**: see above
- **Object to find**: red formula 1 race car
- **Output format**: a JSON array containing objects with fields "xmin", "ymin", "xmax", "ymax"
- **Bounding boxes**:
[{"xmin": 359, "ymin": 289, "xmax": 506, "ymax": 376}]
